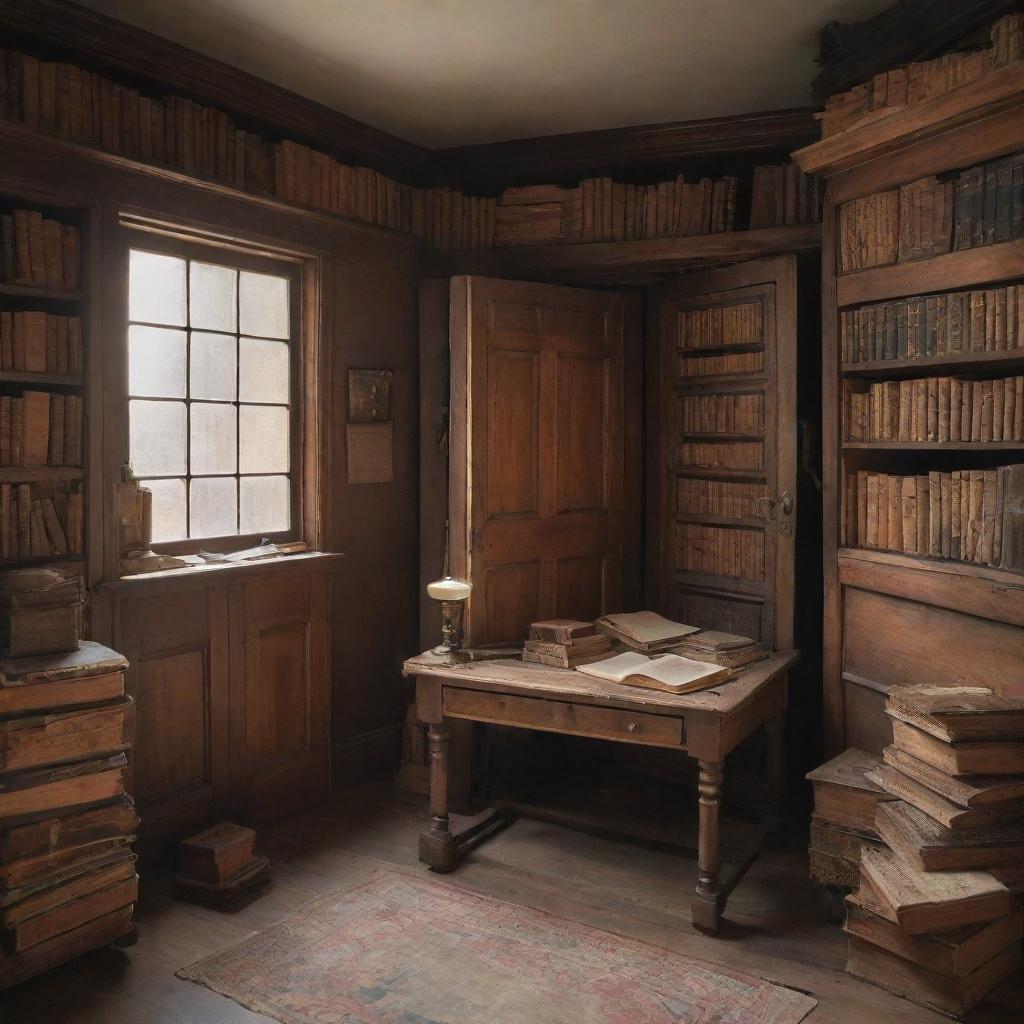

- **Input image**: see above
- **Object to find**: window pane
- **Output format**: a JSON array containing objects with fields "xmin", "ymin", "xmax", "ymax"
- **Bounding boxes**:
[
  {"xmin": 130, "ymin": 400, "xmax": 186, "ymax": 476},
  {"xmin": 142, "ymin": 477, "xmax": 186, "ymax": 543},
  {"xmin": 190, "ymin": 332, "xmax": 237, "ymax": 401},
  {"xmin": 190, "ymin": 402, "xmax": 237, "ymax": 475},
  {"xmin": 190, "ymin": 262, "xmax": 237, "ymax": 332},
  {"xmin": 239, "ymin": 405, "xmax": 289, "ymax": 473},
  {"xmin": 129, "ymin": 251, "xmax": 186, "ymax": 326},
  {"xmin": 240, "ymin": 475, "xmax": 289, "ymax": 534},
  {"xmin": 239, "ymin": 337, "xmax": 289, "ymax": 403},
  {"xmin": 128, "ymin": 326, "xmax": 186, "ymax": 398},
  {"xmin": 190, "ymin": 477, "xmax": 237, "ymax": 539},
  {"xmin": 239, "ymin": 271, "xmax": 289, "ymax": 339}
]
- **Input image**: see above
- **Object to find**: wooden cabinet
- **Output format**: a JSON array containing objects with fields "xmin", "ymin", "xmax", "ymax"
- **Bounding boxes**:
[
  {"xmin": 795, "ymin": 64, "xmax": 1024, "ymax": 756},
  {"xmin": 96, "ymin": 554, "xmax": 337, "ymax": 854}
]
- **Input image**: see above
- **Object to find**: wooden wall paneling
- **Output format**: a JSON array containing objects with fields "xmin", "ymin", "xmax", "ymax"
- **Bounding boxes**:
[
  {"xmin": 232, "ymin": 571, "xmax": 330, "ymax": 823},
  {"xmin": 0, "ymin": 0, "xmax": 428, "ymax": 182},
  {"xmin": 621, "ymin": 290, "xmax": 644, "ymax": 612},
  {"xmin": 113, "ymin": 586, "xmax": 230, "ymax": 855}
]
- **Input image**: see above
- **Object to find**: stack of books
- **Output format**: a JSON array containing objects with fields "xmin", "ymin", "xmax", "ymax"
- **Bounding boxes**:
[
  {"xmin": 174, "ymin": 821, "xmax": 270, "ymax": 912},
  {"xmin": 669, "ymin": 630, "xmax": 768, "ymax": 669},
  {"xmin": 594, "ymin": 611, "xmax": 700, "ymax": 653},
  {"xmin": 0, "ymin": 641, "xmax": 137, "ymax": 989},
  {"xmin": 841, "ymin": 684, "xmax": 1024, "ymax": 1017},
  {"xmin": 521, "ymin": 620, "xmax": 612, "ymax": 669},
  {"xmin": 806, "ymin": 748, "xmax": 894, "ymax": 889}
]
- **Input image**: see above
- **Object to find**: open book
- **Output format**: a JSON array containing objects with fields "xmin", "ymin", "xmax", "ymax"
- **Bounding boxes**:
[{"xmin": 576, "ymin": 651, "xmax": 731, "ymax": 694}]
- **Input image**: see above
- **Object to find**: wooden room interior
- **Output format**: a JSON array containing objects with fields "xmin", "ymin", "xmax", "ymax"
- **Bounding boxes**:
[{"xmin": 1, "ymin": 1, "xmax": 1023, "ymax": 1022}]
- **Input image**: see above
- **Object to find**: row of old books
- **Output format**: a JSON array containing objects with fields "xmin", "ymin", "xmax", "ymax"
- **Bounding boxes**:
[
  {"xmin": 678, "ymin": 300, "xmax": 762, "ymax": 350},
  {"xmin": 749, "ymin": 162, "xmax": 823, "ymax": 228},
  {"xmin": 840, "ymin": 284, "xmax": 1024, "ymax": 364},
  {"xmin": 421, "ymin": 190, "xmax": 496, "ymax": 252},
  {"xmin": 486, "ymin": 175, "xmax": 740, "ymax": 251},
  {"xmin": 813, "ymin": 685, "xmax": 1024, "ymax": 1017},
  {"xmin": 677, "ymin": 350, "xmax": 764, "ymax": 378},
  {"xmin": 675, "ymin": 522, "xmax": 765, "ymax": 581},
  {"xmin": 0, "ymin": 210, "xmax": 79, "ymax": 290},
  {"xmin": 846, "ymin": 375, "xmax": 1024, "ymax": 443},
  {"xmin": 679, "ymin": 392, "xmax": 763, "ymax": 435},
  {"xmin": 953, "ymin": 152, "xmax": 1024, "ymax": 251},
  {"xmin": 0, "ymin": 391, "xmax": 83, "ymax": 467},
  {"xmin": 839, "ymin": 151, "xmax": 1024, "ymax": 273},
  {"xmin": 0, "ymin": 482, "xmax": 84, "ymax": 561},
  {"xmin": 0, "ymin": 640, "xmax": 138, "ymax": 989},
  {"xmin": 817, "ymin": 13, "xmax": 1024, "ymax": 138},
  {"xmin": 680, "ymin": 440, "xmax": 763, "ymax": 472},
  {"xmin": 842, "ymin": 466, "xmax": 1024, "ymax": 571},
  {"xmin": 677, "ymin": 478, "xmax": 764, "ymax": 520},
  {"xmin": 0, "ymin": 312, "xmax": 82, "ymax": 375}
]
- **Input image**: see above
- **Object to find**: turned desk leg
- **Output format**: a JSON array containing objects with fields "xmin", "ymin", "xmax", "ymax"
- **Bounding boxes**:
[
  {"xmin": 692, "ymin": 759, "xmax": 724, "ymax": 931},
  {"xmin": 765, "ymin": 712, "xmax": 785, "ymax": 838},
  {"xmin": 419, "ymin": 722, "xmax": 459, "ymax": 872}
]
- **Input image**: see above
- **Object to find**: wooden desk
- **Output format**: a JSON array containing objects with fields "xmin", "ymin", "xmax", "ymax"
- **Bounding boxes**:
[{"xmin": 403, "ymin": 649, "xmax": 798, "ymax": 932}]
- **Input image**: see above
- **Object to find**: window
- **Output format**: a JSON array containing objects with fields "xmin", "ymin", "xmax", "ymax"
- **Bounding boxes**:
[{"xmin": 127, "ymin": 245, "xmax": 297, "ymax": 546}]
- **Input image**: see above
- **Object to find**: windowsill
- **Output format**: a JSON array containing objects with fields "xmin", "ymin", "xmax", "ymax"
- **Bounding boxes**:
[{"xmin": 98, "ymin": 550, "xmax": 345, "ymax": 592}]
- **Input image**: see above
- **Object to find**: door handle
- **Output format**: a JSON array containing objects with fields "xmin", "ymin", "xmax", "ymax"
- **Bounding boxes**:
[{"xmin": 754, "ymin": 492, "xmax": 794, "ymax": 521}]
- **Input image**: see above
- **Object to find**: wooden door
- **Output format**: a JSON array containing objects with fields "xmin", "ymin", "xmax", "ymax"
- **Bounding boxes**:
[
  {"xmin": 650, "ymin": 257, "xmax": 797, "ymax": 649},
  {"xmin": 449, "ymin": 276, "xmax": 625, "ymax": 646}
]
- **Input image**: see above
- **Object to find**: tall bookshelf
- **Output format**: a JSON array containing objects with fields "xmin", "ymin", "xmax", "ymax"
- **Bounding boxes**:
[
  {"xmin": 0, "ymin": 193, "xmax": 88, "ymax": 578},
  {"xmin": 796, "ymin": 55, "xmax": 1024, "ymax": 758}
]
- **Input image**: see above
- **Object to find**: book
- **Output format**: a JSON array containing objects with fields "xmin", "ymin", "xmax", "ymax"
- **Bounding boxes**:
[
  {"xmin": 844, "ymin": 890, "xmax": 1023, "ymax": 980},
  {"xmin": 575, "ymin": 651, "xmax": 730, "ymax": 694},
  {"xmin": 887, "ymin": 684, "xmax": 1024, "ymax": 742},
  {"xmin": 594, "ymin": 612, "xmax": 700, "ymax": 652},
  {"xmin": 667, "ymin": 630, "xmax": 769, "ymax": 669},
  {"xmin": 846, "ymin": 934, "xmax": 1020, "ymax": 1018},
  {"xmin": 527, "ymin": 620, "xmax": 599, "ymax": 644},
  {"xmin": 866, "ymin": 763, "xmax": 1023, "ymax": 830},
  {"xmin": 875, "ymin": 799, "xmax": 1024, "ymax": 872},
  {"xmin": 806, "ymin": 748, "xmax": 896, "ymax": 836},
  {"xmin": 892, "ymin": 719, "xmax": 1024, "ymax": 776},
  {"xmin": 858, "ymin": 844, "xmax": 1012, "ymax": 934},
  {"xmin": 0, "ymin": 698, "xmax": 130, "ymax": 772},
  {"xmin": 0, "ymin": 754, "xmax": 128, "ymax": 819},
  {"xmin": 0, "ymin": 796, "xmax": 138, "ymax": 864},
  {"xmin": 882, "ymin": 744, "xmax": 1024, "ymax": 808},
  {"xmin": 521, "ymin": 639, "xmax": 612, "ymax": 668}
]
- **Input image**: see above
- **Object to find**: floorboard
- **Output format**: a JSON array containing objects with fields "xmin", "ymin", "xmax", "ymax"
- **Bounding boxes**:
[{"xmin": 1, "ymin": 782, "xmax": 1020, "ymax": 1023}]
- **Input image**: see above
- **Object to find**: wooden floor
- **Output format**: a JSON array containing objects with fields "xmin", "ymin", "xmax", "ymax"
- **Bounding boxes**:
[{"xmin": 2, "ymin": 782, "xmax": 1021, "ymax": 1023}]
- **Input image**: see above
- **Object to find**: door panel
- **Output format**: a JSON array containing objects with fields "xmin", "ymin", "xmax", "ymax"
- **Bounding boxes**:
[
  {"xmin": 450, "ymin": 277, "xmax": 625, "ymax": 647},
  {"xmin": 652, "ymin": 257, "xmax": 797, "ymax": 649}
]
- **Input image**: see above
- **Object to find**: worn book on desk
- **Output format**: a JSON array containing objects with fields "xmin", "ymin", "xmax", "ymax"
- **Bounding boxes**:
[
  {"xmin": 594, "ymin": 612, "xmax": 699, "ymax": 653},
  {"xmin": 575, "ymin": 651, "xmax": 730, "ymax": 694}
]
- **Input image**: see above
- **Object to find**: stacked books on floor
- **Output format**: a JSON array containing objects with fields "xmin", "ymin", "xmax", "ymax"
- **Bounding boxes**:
[
  {"xmin": 174, "ymin": 822, "xmax": 270, "ymax": 912},
  {"xmin": 0, "ymin": 638, "xmax": 137, "ymax": 989},
  {"xmin": 521, "ymin": 620, "xmax": 613, "ymax": 668},
  {"xmin": 841, "ymin": 685, "xmax": 1024, "ymax": 1017},
  {"xmin": 806, "ymin": 748, "xmax": 892, "ymax": 889}
]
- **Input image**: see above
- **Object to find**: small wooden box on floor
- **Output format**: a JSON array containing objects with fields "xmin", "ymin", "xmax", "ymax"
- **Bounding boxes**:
[
  {"xmin": 0, "ymin": 641, "xmax": 137, "ymax": 990},
  {"xmin": 174, "ymin": 822, "xmax": 270, "ymax": 912}
]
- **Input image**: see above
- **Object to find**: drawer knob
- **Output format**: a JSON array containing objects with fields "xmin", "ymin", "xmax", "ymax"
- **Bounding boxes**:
[{"xmin": 627, "ymin": 721, "xmax": 638, "ymax": 732}]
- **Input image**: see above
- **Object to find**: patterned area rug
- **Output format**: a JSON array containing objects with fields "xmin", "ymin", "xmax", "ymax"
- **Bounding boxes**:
[{"xmin": 178, "ymin": 870, "xmax": 817, "ymax": 1024}]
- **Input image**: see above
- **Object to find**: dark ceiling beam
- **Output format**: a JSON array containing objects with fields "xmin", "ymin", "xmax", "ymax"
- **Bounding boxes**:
[
  {"xmin": 430, "ymin": 109, "xmax": 820, "ymax": 193},
  {"xmin": 812, "ymin": 0, "xmax": 1019, "ymax": 101},
  {"xmin": 0, "ymin": 0, "xmax": 431, "ymax": 181}
]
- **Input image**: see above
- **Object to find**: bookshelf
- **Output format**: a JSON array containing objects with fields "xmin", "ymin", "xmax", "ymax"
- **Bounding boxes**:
[
  {"xmin": 794, "ymin": 39, "xmax": 1024, "ymax": 758},
  {"xmin": 0, "ymin": 193, "xmax": 88, "ymax": 572}
]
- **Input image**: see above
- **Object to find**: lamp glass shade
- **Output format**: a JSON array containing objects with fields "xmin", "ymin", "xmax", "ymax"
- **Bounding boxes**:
[{"xmin": 427, "ymin": 576, "xmax": 472, "ymax": 602}]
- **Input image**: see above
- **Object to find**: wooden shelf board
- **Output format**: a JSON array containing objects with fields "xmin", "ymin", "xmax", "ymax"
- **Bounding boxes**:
[
  {"xmin": 677, "ymin": 374, "xmax": 769, "ymax": 390},
  {"xmin": 677, "ymin": 342, "xmax": 765, "ymax": 358},
  {"xmin": 838, "ymin": 546, "xmax": 1024, "ymax": 590},
  {"xmin": 842, "ymin": 350, "xmax": 1024, "ymax": 378},
  {"xmin": 671, "ymin": 568, "xmax": 766, "ymax": 599},
  {"xmin": 0, "ymin": 371, "xmax": 84, "ymax": 387},
  {"xmin": 681, "ymin": 432, "xmax": 764, "ymax": 442},
  {"xmin": 0, "ymin": 466, "xmax": 84, "ymax": 481},
  {"xmin": 0, "ymin": 283, "xmax": 84, "ymax": 302},
  {"xmin": 836, "ymin": 239, "xmax": 1024, "ymax": 308},
  {"xmin": 794, "ymin": 62, "xmax": 1024, "ymax": 176},
  {"xmin": 426, "ymin": 224, "xmax": 822, "ymax": 284},
  {"xmin": 676, "ymin": 467, "xmax": 767, "ymax": 482},
  {"xmin": 675, "ymin": 513, "xmax": 765, "ymax": 530},
  {"xmin": 0, "ymin": 553, "xmax": 84, "ymax": 568},
  {"xmin": 843, "ymin": 441, "xmax": 1024, "ymax": 451}
]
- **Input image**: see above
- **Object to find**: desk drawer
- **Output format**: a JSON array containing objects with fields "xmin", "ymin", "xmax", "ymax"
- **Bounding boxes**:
[{"xmin": 442, "ymin": 687, "xmax": 684, "ymax": 748}]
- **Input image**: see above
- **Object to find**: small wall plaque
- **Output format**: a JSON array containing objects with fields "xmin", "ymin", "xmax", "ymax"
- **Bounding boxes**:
[
  {"xmin": 347, "ymin": 422, "xmax": 394, "ymax": 484},
  {"xmin": 348, "ymin": 369, "xmax": 392, "ymax": 422}
]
